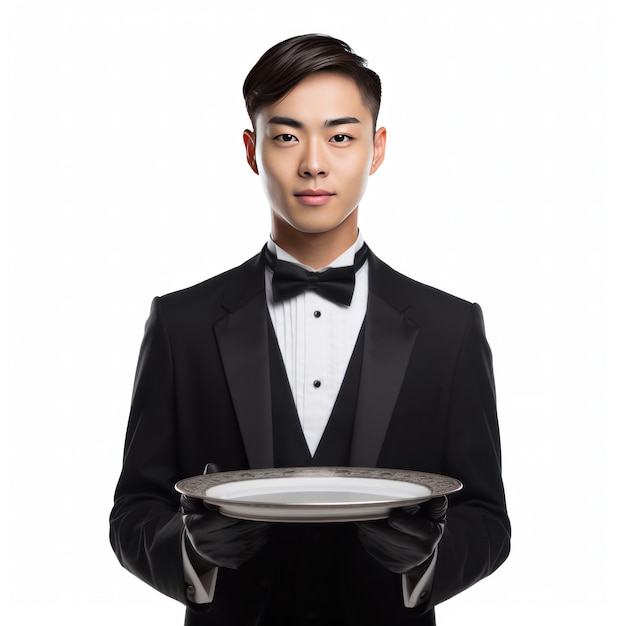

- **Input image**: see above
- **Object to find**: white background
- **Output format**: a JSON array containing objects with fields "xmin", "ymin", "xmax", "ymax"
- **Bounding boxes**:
[{"xmin": 2, "ymin": 1, "xmax": 624, "ymax": 624}]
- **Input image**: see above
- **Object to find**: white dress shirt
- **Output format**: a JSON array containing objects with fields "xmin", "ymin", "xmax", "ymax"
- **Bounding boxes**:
[{"xmin": 265, "ymin": 233, "xmax": 368, "ymax": 454}]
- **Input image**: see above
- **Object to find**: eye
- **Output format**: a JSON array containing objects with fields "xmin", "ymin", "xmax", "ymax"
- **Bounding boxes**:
[
  {"xmin": 274, "ymin": 133, "xmax": 298, "ymax": 143},
  {"xmin": 330, "ymin": 134, "xmax": 352, "ymax": 144}
]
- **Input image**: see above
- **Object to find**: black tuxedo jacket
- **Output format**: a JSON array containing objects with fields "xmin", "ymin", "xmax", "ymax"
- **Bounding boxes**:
[{"xmin": 110, "ymin": 248, "xmax": 510, "ymax": 625}]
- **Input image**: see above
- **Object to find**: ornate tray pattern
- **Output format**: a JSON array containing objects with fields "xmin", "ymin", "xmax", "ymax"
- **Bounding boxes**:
[{"xmin": 175, "ymin": 466, "xmax": 462, "ymax": 523}]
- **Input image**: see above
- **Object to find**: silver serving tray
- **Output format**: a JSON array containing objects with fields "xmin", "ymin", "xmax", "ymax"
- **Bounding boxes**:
[{"xmin": 175, "ymin": 466, "xmax": 462, "ymax": 522}]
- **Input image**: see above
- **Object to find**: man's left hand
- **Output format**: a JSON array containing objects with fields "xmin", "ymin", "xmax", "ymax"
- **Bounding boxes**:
[{"xmin": 356, "ymin": 496, "xmax": 447, "ymax": 576}]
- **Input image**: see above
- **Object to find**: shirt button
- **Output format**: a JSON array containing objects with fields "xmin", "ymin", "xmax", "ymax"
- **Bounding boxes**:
[
  {"xmin": 313, "ymin": 380, "xmax": 321, "ymax": 388},
  {"xmin": 313, "ymin": 310, "xmax": 321, "ymax": 318}
]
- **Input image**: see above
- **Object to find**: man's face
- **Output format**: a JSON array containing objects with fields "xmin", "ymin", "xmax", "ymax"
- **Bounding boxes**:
[{"xmin": 243, "ymin": 72, "xmax": 386, "ymax": 243}]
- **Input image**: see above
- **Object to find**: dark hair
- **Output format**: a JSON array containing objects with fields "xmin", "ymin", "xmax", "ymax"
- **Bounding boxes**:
[{"xmin": 243, "ymin": 34, "xmax": 382, "ymax": 128}]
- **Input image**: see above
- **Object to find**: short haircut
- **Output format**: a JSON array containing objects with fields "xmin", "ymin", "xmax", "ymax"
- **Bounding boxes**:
[{"xmin": 243, "ymin": 34, "xmax": 382, "ymax": 128}]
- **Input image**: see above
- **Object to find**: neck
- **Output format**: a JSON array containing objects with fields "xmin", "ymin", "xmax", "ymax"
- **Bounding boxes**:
[{"xmin": 271, "ymin": 211, "xmax": 359, "ymax": 269}]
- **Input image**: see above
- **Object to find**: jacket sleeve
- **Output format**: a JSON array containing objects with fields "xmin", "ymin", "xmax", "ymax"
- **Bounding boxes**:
[
  {"xmin": 109, "ymin": 297, "xmax": 194, "ymax": 606},
  {"xmin": 430, "ymin": 303, "xmax": 511, "ymax": 606}
]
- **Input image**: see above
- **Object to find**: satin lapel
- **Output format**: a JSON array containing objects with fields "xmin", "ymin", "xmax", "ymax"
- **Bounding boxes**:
[
  {"xmin": 350, "ymin": 256, "xmax": 420, "ymax": 467},
  {"xmin": 214, "ymin": 252, "xmax": 273, "ymax": 469}
]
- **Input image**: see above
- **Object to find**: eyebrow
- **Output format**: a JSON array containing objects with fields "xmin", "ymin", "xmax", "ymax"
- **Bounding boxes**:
[
  {"xmin": 266, "ymin": 116, "xmax": 362, "ymax": 128},
  {"xmin": 324, "ymin": 116, "xmax": 361, "ymax": 127}
]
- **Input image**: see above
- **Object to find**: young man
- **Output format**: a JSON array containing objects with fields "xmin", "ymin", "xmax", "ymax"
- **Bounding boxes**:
[{"xmin": 110, "ymin": 34, "xmax": 510, "ymax": 625}]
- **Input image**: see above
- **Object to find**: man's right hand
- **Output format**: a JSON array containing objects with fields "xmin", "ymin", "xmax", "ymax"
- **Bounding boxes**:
[{"xmin": 181, "ymin": 494, "xmax": 270, "ymax": 572}]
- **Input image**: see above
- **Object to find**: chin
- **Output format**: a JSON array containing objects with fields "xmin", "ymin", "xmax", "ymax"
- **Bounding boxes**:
[{"xmin": 293, "ymin": 222, "xmax": 349, "ymax": 235}]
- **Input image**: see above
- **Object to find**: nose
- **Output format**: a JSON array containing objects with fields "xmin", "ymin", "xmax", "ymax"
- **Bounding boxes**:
[{"xmin": 299, "ymin": 140, "xmax": 327, "ymax": 178}]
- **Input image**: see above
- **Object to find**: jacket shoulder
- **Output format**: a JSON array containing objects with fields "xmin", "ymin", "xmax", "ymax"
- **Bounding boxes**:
[
  {"xmin": 370, "ymin": 254, "xmax": 477, "ymax": 318},
  {"xmin": 151, "ymin": 251, "xmax": 263, "ymax": 323}
]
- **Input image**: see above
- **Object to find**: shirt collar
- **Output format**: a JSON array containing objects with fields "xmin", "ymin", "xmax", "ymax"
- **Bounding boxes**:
[{"xmin": 266, "ymin": 232, "xmax": 365, "ymax": 271}]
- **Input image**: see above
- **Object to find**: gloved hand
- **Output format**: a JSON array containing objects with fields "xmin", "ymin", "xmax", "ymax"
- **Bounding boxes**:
[
  {"xmin": 181, "ymin": 463, "xmax": 270, "ymax": 572},
  {"xmin": 355, "ymin": 496, "xmax": 447, "ymax": 577}
]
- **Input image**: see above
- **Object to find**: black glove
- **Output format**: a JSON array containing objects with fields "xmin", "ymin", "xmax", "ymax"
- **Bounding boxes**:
[
  {"xmin": 181, "ymin": 496, "xmax": 270, "ymax": 572},
  {"xmin": 356, "ymin": 496, "xmax": 447, "ymax": 577},
  {"xmin": 181, "ymin": 463, "xmax": 270, "ymax": 572}
]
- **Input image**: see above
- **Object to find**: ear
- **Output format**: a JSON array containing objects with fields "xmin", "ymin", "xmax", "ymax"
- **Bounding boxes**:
[
  {"xmin": 369, "ymin": 127, "xmax": 387, "ymax": 175},
  {"xmin": 243, "ymin": 129, "xmax": 259, "ymax": 174}
]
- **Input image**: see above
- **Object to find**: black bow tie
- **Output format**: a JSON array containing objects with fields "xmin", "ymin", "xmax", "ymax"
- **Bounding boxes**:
[{"xmin": 264, "ymin": 244, "xmax": 370, "ymax": 306}]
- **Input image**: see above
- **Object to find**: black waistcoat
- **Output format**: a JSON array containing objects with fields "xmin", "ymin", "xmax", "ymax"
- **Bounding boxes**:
[{"xmin": 262, "ymin": 318, "xmax": 365, "ymax": 626}]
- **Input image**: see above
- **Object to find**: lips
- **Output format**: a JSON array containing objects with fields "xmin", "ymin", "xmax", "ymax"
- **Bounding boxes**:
[{"xmin": 294, "ymin": 189, "xmax": 335, "ymax": 206}]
